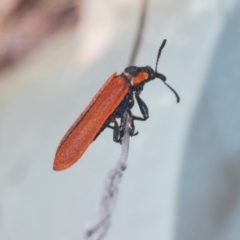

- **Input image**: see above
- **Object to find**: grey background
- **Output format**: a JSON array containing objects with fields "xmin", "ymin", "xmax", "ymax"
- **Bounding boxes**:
[{"xmin": 0, "ymin": 0, "xmax": 240, "ymax": 239}]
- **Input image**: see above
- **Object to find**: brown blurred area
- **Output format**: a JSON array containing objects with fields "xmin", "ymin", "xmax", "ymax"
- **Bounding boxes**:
[{"xmin": 0, "ymin": 0, "xmax": 81, "ymax": 72}]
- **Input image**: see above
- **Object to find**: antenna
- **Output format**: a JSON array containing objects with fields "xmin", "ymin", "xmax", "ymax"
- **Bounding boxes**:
[
  {"xmin": 155, "ymin": 39, "xmax": 167, "ymax": 73},
  {"xmin": 155, "ymin": 39, "xmax": 180, "ymax": 103},
  {"xmin": 163, "ymin": 82, "xmax": 180, "ymax": 103}
]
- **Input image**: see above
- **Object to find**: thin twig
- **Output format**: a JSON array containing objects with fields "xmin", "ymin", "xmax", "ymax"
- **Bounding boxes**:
[
  {"xmin": 82, "ymin": 112, "xmax": 130, "ymax": 240},
  {"xmin": 128, "ymin": 0, "xmax": 147, "ymax": 66}
]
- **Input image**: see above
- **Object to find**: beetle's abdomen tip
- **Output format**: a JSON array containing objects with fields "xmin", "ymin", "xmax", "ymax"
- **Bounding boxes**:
[
  {"xmin": 53, "ymin": 161, "xmax": 71, "ymax": 171},
  {"xmin": 53, "ymin": 162, "xmax": 62, "ymax": 171},
  {"xmin": 53, "ymin": 157, "xmax": 68, "ymax": 171},
  {"xmin": 53, "ymin": 165, "xmax": 60, "ymax": 171}
]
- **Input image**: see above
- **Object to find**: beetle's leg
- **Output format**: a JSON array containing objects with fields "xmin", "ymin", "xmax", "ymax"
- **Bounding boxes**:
[
  {"xmin": 127, "ymin": 110, "xmax": 139, "ymax": 136},
  {"xmin": 110, "ymin": 118, "xmax": 122, "ymax": 143},
  {"xmin": 116, "ymin": 93, "xmax": 134, "ymax": 138},
  {"xmin": 107, "ymin": 125, "xmax": 114, "ymax": 130},
  {"xmin": 128, "ymin": 92, "xmax": 135, "ymax": 109},
  {"xmin": 118, "ymin": 112, "xmax": 127, "ymax": 141},
  {"xmin": 121, "ymin": 93, "xmax": 149, "ymax": 138},
  {"xmin": 94, "ymin": 118, "xmax": 122, "ymax": 143},
  {"xmin": 127, "ymin": 94, "xmax": 139, "ymax": 136},
  {"xmin": 118, "ymin": 109, "xmax": 138, "ymax": 138},
  {"xmin": 117, "ymin": 111, "xmax": 139, "ymax": 143},
  {"xmin": 135, "ymin": 93, "xmax": 149, "ymax": 120},
  {"xmin": 102, "ymin": 117, "xmax": 122, "ymax": 143}
]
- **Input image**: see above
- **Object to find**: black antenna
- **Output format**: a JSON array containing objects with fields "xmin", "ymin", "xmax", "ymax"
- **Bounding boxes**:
[
  {"xmin": 163, "ymin": 82, "xmax": 180, "ymax": 103},
  {"xmin": 155, "ymin": 39, "xmax": 180, "ymax": 103},
  {"xmin": 155, "ymin": 39, "xmax": 167, "ymax": 73}
]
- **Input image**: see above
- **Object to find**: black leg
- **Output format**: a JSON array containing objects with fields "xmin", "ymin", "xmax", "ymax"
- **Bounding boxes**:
[
  {"xmin": 117, "ymin": 111, "xmax": 130, "ymax": 143},
  {"xmin": 98, "ymin": 92, "xmax": 149, "ymax": 143},
  {"xmin": 127, "ymin": 110, "xmax": 139, "ymax": 136},
  {"xmin": 135, "ymin": 93, "xmax": 149, "ymax": 120},
  {"xmin": 111, "ymin": 118, "xmax": 121, "ymax": 143},
  {"xmin": 96, "ymin": 118, "xmax": 122, "ymax": 143},
  {"xmin": 122, "ymin": 94, "xmax": 149, "ymax": 138},
  {"xmin": 93, "ymin": 119, "xmax": 121, "ymax": 142}
]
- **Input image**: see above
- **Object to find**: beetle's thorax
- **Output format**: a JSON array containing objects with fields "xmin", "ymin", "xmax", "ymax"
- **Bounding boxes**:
[{"xmin": 123, "ymin": 66, "xmax": 155, "ymax": 87}]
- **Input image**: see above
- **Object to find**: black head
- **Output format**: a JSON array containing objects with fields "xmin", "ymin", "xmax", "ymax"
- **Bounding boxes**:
[{"xmin": 123, "ymin": 40, "xmax": 180, "ymax": 103}]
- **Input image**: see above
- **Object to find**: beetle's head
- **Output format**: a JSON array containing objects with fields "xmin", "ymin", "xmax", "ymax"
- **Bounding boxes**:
[{"xmin": 123, "ymin": 40, "xmax": 180, "ymax": 103}]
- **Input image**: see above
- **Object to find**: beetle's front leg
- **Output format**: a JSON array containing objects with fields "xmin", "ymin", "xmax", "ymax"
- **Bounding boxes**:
[
  {"xmin": 127, "ymin": 110, "xmax": 139, "ymax": 137},
  {"xmin": 134, "ymin": 92, "xmax": 149, "ymax": 121},
  {"xmin": 122, "ymin": 93, "xmax": 149, "ymax": 138}
]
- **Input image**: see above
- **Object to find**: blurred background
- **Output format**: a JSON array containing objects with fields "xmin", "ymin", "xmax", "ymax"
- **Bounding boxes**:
[{"xmin": 0, "ymin": 0, "xmax": 240, "ymax": 239}]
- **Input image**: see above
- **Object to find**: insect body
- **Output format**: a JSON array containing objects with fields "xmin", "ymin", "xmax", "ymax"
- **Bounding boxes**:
[{"xmin": 53, "ymin": 39, "xmax": 180, "ymax": 171}]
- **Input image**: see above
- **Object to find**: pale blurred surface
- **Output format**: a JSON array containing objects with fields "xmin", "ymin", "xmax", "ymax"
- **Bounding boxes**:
[
  {"xmin": 0, "ymin": 0, "xmax": 240, "ymax": 240},
  {"xmin": 0, "ymin": 0, "xmax": 80, "ymax": 71}
]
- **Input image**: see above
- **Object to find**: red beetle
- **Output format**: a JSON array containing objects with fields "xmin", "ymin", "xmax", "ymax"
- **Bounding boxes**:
[{"xmin": 53, "ymin": 39, "xmax": 180, "ymax": 171}]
